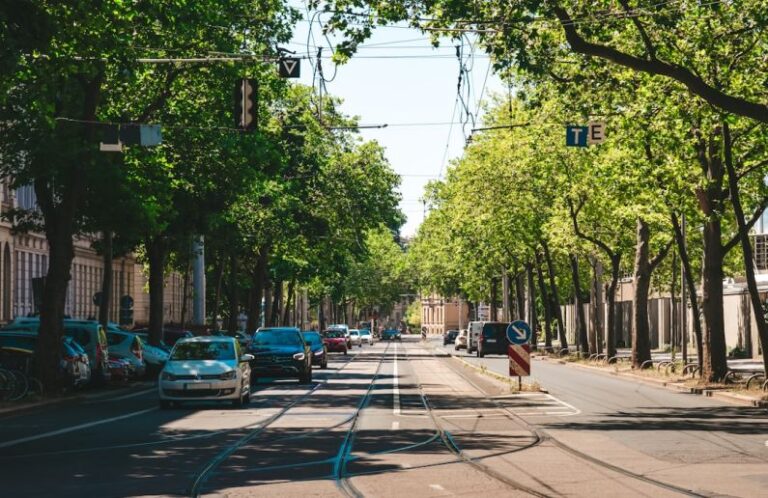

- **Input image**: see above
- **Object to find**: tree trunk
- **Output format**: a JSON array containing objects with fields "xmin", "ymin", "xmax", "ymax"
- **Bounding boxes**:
[
  {"xmin": 723, "ymin": 122, "xmax": 768, "ymax": 375},
  {"xmin": 515, "ymin": 270, "xmax": 526, "ymax": 322},
  {"xmin": 701, "ymin": 216, "xmax": 728, "ymax": 381},
  {"xmin": 632, "ymin": 219, "xmax": 653, "ymax": 369},
  {"xmin": 502, "ymin": 270, "xmax": 512, "ymax": 321},
  {"xmin": 543, "ymin": 240, "xmax": 568, "ymax": 350},
  {"xmin": 526, "ymin": 261, "xmax": 538, "ymax": 350},
  {"xmin": 98, "ymin": 230, "xmax": 113, "ymax": 329},
  {"xmin": 283, "ymin": 279, "xmax": 296, "ymax": 326},
  {"xmin": 271, "ymin": 280, "xmax": 282, "ymax": 326},
  {"xmin": 569, "ymin": 253, "xmax": 589, "ymax": 355},
  {"xmin": 226, "ymin": 254, "xmax": 238, "ymax": 332},
  {"xmin": 671, "ymin": 212, "xmax": 703, "ymax": 367},
  {"xmin": 264, "ymin": 282, "xmax": 273, "ymax": 327},
  {"xmin": 246, "ymin": 250, "xmax": 267, "ymax": 332},
  {"xmin": 606, "ymin": 254, "xmax": 621, "ymax": 358},
  {"xmin": 535, "ymin": 252, "xmax": 553, "ymax": 351},
  {"xmin": 147, "ymin": 236, "xmax": 167, "ymax": 346},
  {"xmin": 589, "ymin": 256, "xmax": 603, "ymax": 355},
  {"xmin": 37, "ymin": 222, "xmax": 76, "ymax": 390},
  {"xmin": 489, "ymin": 277, "xmax": 498, "ymax": 321},
  {"xmin": 179, "ymin": 246, "xmax": 191, "ymax": 329},
  {"xmin": 210, "ymin": 252, "xmax": 224, "ymax": 328}
]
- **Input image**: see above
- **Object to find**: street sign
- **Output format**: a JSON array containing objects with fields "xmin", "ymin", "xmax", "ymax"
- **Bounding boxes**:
[
  {"xmin": 566, "ymin": 125, "xmax": 588, "ymax": 147},
  {"xmin": 508, "ymin": 344, "xmax": 531, "ymax": 377},
  {"xmin": 588, "ymin": 121, "xmax": 605, "ymax": 145},
  {"xmin": 234, "ymin": 79, "xmax": 258, "ymax": 130},
  {"xmin": 506, "ymin": 320, "xmax": 532, "ymax": 345},
  {"xmin": 278, "ymin": 57, "xmax": 301, "ymax": 78}
]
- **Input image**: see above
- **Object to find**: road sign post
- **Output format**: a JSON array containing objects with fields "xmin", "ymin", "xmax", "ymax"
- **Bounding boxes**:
[{"xmin": 506, "ymin": 320, "xmax": 532, "ymax": 388}]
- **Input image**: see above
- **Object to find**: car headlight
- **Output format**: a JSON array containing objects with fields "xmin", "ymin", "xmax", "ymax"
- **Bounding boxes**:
[
  {"xmin": 313, "ymin": 349, "xmax": 324, "ymax": 356},
  {"xmin": 220, "ymin": 370, "xmax": 237, "ymax": 380},
  {"xmin": 293, "ymin": 352, "xmax": 306, "ymax": 361},
  {"xmin": 161, "ymin": 371, "xmax": 175, "ymax": 381}
]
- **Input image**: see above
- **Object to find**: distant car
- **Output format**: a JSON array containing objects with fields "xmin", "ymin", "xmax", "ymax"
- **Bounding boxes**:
[
  {"xmin": 322, "ymin": 329, "xmax": 348, "ymax": 355},
  {"xmin": 131, "ymin": 328, "xmax": 194, "ymax": 348},
  {"xmin": 302, "ymin": 331, "xmax": 328, "ymax": 369},
  {"xmin": 249, "ymin": 327, "xmax": 312, "ymax": 384},
  {"xmin": 132, "ymin": 332, "xmax": 171, "ymax": 371},
  {"xmin": 159, "ymin": 336, "xmax": 252, "ymax": 408},
  {"xmin": 359, "ymin": 329, "xmax": 374, "ymax": 345},
  {"xmin": 328, "ymin": 324, "xmax": 351, "ymax": 348},
  {"xmin": 454, "ymin": 329, "xmax": 468, "ymax": 350},
  {"xmin": 443, "ymin": 329, "xmax": 459, "ymax": 345},
  {"xmin": 381, "ymin": 329, "xmax": 401, "ymax": 341},
  {"xmin": 211, "ymin": 330, "xmax": 252, "ymax": 349},
  {"xmin": 348, "ymin": 329, "xmax": 363, "ymax": 348},
  {"xmin": 476, "ymin": 322, "xmax": 511, "ymax": 357},
  {"xmin": 106, "ymin": 328, "xmax": 146, "ymax": 378},
  {"xmin": 108, "ymin": 355, "xmax": 133, "ymax": 381}
]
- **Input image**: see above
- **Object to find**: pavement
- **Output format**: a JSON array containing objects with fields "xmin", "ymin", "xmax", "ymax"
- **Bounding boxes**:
[{"xmin": 1, "ymin": 336, "xmax": 767, "ymax": 497}]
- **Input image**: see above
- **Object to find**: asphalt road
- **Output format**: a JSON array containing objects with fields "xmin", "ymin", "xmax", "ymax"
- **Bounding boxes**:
[{"xmin": 1, "ymin": 336, "xmax": 766, "ymax": 497}]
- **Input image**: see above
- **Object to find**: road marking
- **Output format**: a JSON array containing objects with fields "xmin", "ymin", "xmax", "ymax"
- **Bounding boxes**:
[
  {"xmin": 391, "ymin": 421, "xmax": 400, "ymax": 430},
  {"xmin": 429, "ymin": 484, "xmax": 445, "ymax": 491},
  {"xmin": 0, "ymin": 407, "xmax": 157, "ymax": 449},
  {"xmin": 393, "ymin": 341, "xmax": 400, "ymax": 416}
]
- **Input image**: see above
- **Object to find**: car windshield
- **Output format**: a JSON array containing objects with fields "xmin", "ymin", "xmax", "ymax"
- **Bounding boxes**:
[
  {"xmin": 252, "ymin": 331, "xmax": 302, "ymax": 346},
  {"xmin": 350, "ymin": 331, "xmax": 359, "ymax": 336},
  {"xmin": 302, "ymin": 332, "xmax": 322, "ymax": 345},
  {"xmin": 482, "ymin": 324, "xmax": 508, "ymax": 338},
  {"xmin": 170, "ymin": 341, "xmax": 235, "ymax": 361},
  {"xmin": 360, "ymin": 330, "xmax": 371, "ymax": 336},
  {"xmin": 323, "ymin": 330, "xmax": 343, "ymax": 339}
]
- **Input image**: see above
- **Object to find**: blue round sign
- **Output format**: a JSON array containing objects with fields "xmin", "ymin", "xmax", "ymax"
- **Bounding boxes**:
[{"xmin": 507, "ymin": 320, "xmax": 532, "ymax": 345}]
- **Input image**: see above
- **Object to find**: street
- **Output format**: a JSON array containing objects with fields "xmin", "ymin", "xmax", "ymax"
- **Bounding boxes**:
[{"xmin": 0, "ymin": 336, "xmax": 765, "ymax": 497}]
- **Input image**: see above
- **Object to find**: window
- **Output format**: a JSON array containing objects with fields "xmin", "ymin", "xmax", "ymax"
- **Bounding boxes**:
[{"xmin": 754, "ymin": 234, "xmax": 768, "ymax": 271}]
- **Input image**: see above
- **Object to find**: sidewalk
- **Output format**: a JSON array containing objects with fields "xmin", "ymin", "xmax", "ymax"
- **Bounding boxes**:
[{"xmin": 538, "ymin": 355, "xmax": 768, "ymax": 408}]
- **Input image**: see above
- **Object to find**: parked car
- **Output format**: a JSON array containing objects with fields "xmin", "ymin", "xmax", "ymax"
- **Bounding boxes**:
[
  {"xmin": 159, "ymin": 336, "xmax": 252, "ymax": 408},
  {"xmin": 131, "ymin": 332, "xmax": 171, "ymax": 371},
  {"xmin": 359, "ymin": 329, "xmax": 374, "ymax": 345},
  {"xmin": 0, "ymin": 331, "xmax": 91, "ymax": 387},
  {"xmin": 327, "ymin": 324, "xmax": 351, "ymax": 348},
  {"xmin": 108, "ymin": 355, "xmax": 134, "ymax": 381},
  {"xmin": 302, "ymin": 331, "xmax": 328, "ymax": 369},
  {"xmin": 476, "ymin": 322, "xmax": 511, "ymax": 357},
  {"xmin": 348, "ymin": 329, "xmax": 363, "ymax": 348},
  {"xmin": 381, "ymin": 329, "xmax": 401, "ymax": 341},
  {"xmin": 4, "ymin": 318, "xmax": 110, "ymax": 384},
  {"xmin": 443, "ymin": 329, "xmax": 459, "ymax": 345},
  {"xmin": 106, "ymin": 328, "xmax": 146, "ymax": 378},
  {"xmin": 454, "ymin": 329, "xmax": 468, "ymax": 350},
  {"xmin": 322, "ymin": 330, "xmax": 348, "ymax": 355},
  {"xmin": 131, "ymin": 328, "xmax": 194, "ymax": 348},
  {"xmin": 211, "ymin": 330, "xmax": 252, "ymax": 349},
  {"xmin": 249, "ymin": 327, "xmax": 312, "ymax": 384}
]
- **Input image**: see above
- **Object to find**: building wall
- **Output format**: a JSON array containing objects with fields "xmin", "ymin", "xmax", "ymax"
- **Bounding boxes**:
[
  {"xmin": 421, "ymin": 295, "xmax": 470, "ymax": 335},
  {"xmin": 0, "ymin": 181, "xmax": 191, "ymax": 326}
]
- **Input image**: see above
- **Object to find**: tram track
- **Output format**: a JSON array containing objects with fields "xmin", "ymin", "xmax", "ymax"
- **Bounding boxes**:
[{"xmin": 431, "ymin": 343, "xmax": 711, "ymax": 498}]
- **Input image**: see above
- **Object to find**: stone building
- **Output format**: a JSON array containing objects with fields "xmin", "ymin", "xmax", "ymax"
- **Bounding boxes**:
[{"xmin": 421, "ymin": 294, "xmax": 470, "ymax": 336}]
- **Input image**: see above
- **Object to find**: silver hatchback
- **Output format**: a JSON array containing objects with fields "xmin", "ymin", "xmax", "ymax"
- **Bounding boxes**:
[{"xmin": 159, "ymin": 336, "xmax": 253, "ymax": 408}]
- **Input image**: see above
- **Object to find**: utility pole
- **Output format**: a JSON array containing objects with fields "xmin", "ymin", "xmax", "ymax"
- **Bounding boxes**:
[
  {"xmin": 681, "ymin": 214, "xmax": 688, "ymax": 365},
  {"xmin": 192, "ymin": 236, "xmax": 206, "ymax": 326}
]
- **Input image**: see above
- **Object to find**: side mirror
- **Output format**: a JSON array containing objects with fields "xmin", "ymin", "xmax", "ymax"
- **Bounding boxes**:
[{"xmin": 240, "ymin": 354, "xmax": 254, "ymax": 362}]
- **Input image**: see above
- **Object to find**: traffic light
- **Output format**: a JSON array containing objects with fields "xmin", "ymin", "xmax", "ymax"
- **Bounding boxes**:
[{"xmin": 234, "ymin": 79, "xmax": 258, "ymax": 131}]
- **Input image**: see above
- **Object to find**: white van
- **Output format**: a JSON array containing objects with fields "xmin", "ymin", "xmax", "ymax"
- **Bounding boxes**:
[{"xmin": 467, "ymin": 321, "xmax": 483, "ymax": 353}]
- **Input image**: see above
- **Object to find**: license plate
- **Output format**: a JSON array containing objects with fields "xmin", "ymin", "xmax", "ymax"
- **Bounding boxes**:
[
  {"xmin": 185, "ymin": 383, "xmax": 211, "ymax": 390},
  {"xmin": 486, "ymin": 339, "xmax": 496, "ymax": 343}
]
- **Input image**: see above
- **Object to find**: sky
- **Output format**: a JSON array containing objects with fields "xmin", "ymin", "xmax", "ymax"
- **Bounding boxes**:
[{"xmin": 287, "ymin": 5, "xmax": 504, "ymax": 236}]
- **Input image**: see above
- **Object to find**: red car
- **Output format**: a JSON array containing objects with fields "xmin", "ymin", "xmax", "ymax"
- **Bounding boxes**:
[{"xmin": 322, "ymin": 330, "xmax": 348, "ymax": 355}]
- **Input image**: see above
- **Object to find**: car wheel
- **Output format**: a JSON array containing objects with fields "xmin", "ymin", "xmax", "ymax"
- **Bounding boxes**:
[
  {"xmin": 344, "ymin": 349, "xmax": 348, "ymax": 356},
  {"xmin": 477, "ymin": 347, "xmax": 484, "ymax": 358},
  {"xmin": 321, "ymin": 359, "xmax": 328, "ymax": 369},
  {"xmin": 232, "ymin": 394, "xmax": 244, "ymax": 408},
  {"xmin": 160, "ymin": 399, "xmax": 173, "ymax": 409},
  {"xmin": 251, "ymin": 376, "xmax": 258, "ymax": 386}
]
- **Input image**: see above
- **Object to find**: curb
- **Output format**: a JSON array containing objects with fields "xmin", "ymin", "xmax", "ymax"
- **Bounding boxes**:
[{"xmin": 543, "ymin": 356, "xmax": 768, "ymax": 408}]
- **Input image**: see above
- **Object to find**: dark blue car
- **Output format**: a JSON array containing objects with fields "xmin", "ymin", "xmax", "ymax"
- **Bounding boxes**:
[
  {"xmin": 381, "ymin": 329, "xmax": 401, "ymax": 341},
  {"xmin": 249, "ymin": 328, "xmax": 312, "ymax": 384}
]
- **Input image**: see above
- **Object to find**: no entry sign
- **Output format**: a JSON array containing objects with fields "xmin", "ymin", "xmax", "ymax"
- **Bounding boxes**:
[{"xmin": 508, "ymin": 344, "xmax": 531, "ymax": 377}]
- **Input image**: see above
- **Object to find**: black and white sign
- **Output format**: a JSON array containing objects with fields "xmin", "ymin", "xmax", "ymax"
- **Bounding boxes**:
[{"xmin": 279, "ymin": 57, "xmax": 301, "ymax": 78}]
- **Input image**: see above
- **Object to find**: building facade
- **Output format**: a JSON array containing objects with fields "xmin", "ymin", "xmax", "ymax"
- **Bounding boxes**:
[
  {"xmin": 421, "ymin": 295, "xmax": 470, "ymax": 335},
  {"xmin": 0, "ymin": 182, "xmax": 190, "ymax": 326}
]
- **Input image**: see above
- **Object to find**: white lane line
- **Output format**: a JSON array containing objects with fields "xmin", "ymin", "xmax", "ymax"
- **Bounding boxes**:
[
  {"xmin": 393, "ymin": 341, "xmax": 400, "ymax": 416},
  {"xmin": 391, "ymin": 421, "xmax": 400, "ymax": 430},
  {"xmin": 0, "ymin": 407, "xmax": 157, "ymax": 449},
  {"xmin": 429, "ymin": 484, "xmax": 445, "ymax": 491}
]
